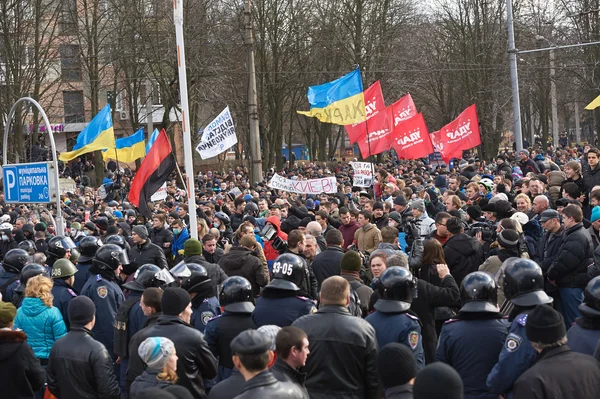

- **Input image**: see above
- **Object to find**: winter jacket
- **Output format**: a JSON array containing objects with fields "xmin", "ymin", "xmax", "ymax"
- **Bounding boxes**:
[
  {"xmin": 130, "ymin": 369, "xmax": 173, "ymax": 398},
  {"xmin": 443, "ymin": 233, "xmax": 485, "ymax": 285},
  {"xmin": 339, "ymin": 221, "xmax": 361, "ymax": 250},
  {"xmin": 354, "ymin": 223, "xmax": 382, "ymax": 253},
  {"xmin": 311, "ymin": 246, "xmax": 345, "ymax": 286},
  {"xmin": 534, "ymin": 227, "xmax": 565, "ymax": 273},
  {"xmin": 584, "ymin": 163, "xmax": 600, "ymax": 194},
  {"xmin": 218, "ymin": 246, "xmax": 267, "ymax": 296},
  {"xmin": 47, "ymin": 326, "xmax": 121, "ymax": 399},
  {"xmin": 185, "ymin": 255, "xmax": 228, "ymax": 295},
  {"xmin": 292, "ymin": 305, "xmax": 379, "ymax": 399},
  {"xmin": 513, "ymin": 346, "xmax": 600, "ymax": 399},
  {"xmin": 150, "ymin": 226, "xmax": 174, "ymax": 258},
  {"xmin": 264, "ymin": 216, "xmax": 288, "ymax": 264},
  {"xmin": 13, "ymin": 297, "xmax": 67, "ymax": 359},
  {"xmin": 478, "ymin": 248, "xmax": 523, "ymax": 306},
  {"xmin": 234, "ymin": 370, "xmax": 308, "ymax": 399},
  {"xmin": 519, "ymin": 158, "xmax": 540, "ymax": 175},
  {"xmin": 0, "ymin": 329, "xmax": 45, "ymax": 399},
  {"xmin": 172, "ymin": 227, "xmax": 190, "ymax": 257},
  {"xmin": 547, "ymin": 222, "xmax": 594, "ymax": 288},
  {"xmin": 128, "ymin": 239, "xmax": 169, "ymax": 269}
]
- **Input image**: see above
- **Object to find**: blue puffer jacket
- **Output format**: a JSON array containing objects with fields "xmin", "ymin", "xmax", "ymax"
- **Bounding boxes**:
[{"xmin": 13, "ymin": 297, "xmax": 67, "ymax": 359}]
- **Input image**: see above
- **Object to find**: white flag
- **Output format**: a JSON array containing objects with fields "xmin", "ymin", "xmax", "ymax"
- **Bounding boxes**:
[{"xmin": 195, "ymin": 106, "xmax": 238, "ymax": 159}]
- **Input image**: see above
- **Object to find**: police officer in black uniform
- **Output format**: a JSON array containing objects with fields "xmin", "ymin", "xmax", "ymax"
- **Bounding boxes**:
[
  {"xmin": 252, "ymin": 253, "xmax": 317, "ymax": 328},
  {"xmin": 75, "ymin": 236, "xmax": 102, "ymax": 292},
  {"xmin": 80, "ymin": 243, "xmax": 127, "ymax": 367},
  {"xmin": 0, "ymin": 248, "xmax": 29, "ymax": 301},
  {"xmin": 436, "ymin": 271, "xmax": 509, "ymax": 399},
  {"xmin": 47, "ymin": 235, "xmax": 77, "ymax": 268},
  {"xmin": 171, "ymin": 262, "xmax": 221, "ymax": 332},
  {"xmin": 487, "ymin": 258, "xmax": 553, "ymax": 397},
  {"xmin": 115, "ymin": 263, "xmax": 167, "ymax": 397},
  {"xmin": 51, "ymin": 258, "xmax": 79, "ymax": 329},
  {"xmin": 11, "ymin": 263, "xmax": 49, "ymax": 307},
  {"xmin": 205, "ymin": 276, "xmax": 257, "ymax": 382},
  {"xmin": 567, "ymin": 275, "xmax": 600, "ymax": 355},
  {"xmin": 365, "ymin": 266, "xmax": 425, "ymax": 368},
  {"xmin": 17, "ymin": 240, "xmax": 36, "ymax": 256}
]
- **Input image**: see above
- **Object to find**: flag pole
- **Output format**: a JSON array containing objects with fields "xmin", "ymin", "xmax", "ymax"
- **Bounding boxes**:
[
  {"xmin": 112, "ymin": 138, "xmax": 124, "ymax": 202},
  {"xmin": 174, "ymin": 161, "xmax": 188, "ymax": 192},
  {"xmin": 360, "ymin": 70, "xmax": 376, "ymax": 201}
]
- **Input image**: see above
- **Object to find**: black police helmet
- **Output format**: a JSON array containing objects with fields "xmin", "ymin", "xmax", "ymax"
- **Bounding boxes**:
[
  {"xmin": 171, "ymin": 262, "xmax": 212, "ymax": 294},
  {"xmin": 92, "ymin": 244, "xmax": 129, "ymax": 271},
  {"xmin": 2, "ymin": 248, "xmax": 30, "ymax": 273},
  {"xmin": 268, "ymin": 253, "xmax": 306, "ymax": 291},
  {"xmin": 47, "ymin": 236, "xmax": 77, "ymax": 258},
  {"xmin": 375, "ymin": 267, "xmax": 415, "ymax": 312},
  {"xmin": 219, "ymin": 276, "xmax": 254, "ymax": 312},
  {"xmin": 20, "ymin": 263, "xmax": 49, "ymax": 287},
  {"xmin": 503, "ymin": 258, "xmax": 552, "ymax": 307},
  {"xmin": 104, "ymin": 234, "xmax": 130, "ymax": 251},
  {"xmin": 244, "ymin": 202, "xmax": 259, "ymax": 216},
  {"xmin": 77, "ymin": 236, "xmax": 103, "ymax": 262},
  {"xmin": 580, "ymin": 276, "xmax": 600, "ymax": 317},
  {"xmin": 460, "ymin": 271, "xmax": 499, "ymax": 313},
  {"xmin": 123, "ymin": 264, "xmax": 161, "ymax": 292},
  {"xmin": 17, "ymin": 240, "xmax": 36, "ymax": 256},
  {"xmin": 214, "ymin": 212, "xmax": 231, "ymax": 226}
]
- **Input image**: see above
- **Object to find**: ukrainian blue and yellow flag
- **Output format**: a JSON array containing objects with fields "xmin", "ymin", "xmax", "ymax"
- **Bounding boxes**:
[
  {"xmin": 146, "ymin": 128, "xmax": 159, "ymax": 154},
  {"xmin": 59, "ymin": 104, "xmax": 116, "ymax": 162},
  {"xmin": 297, "ymin": 68, "xmax": 366, "ymax": 125},
  {"xmin": 102, "ymin": 127, "xmax": 146, "ymax": 163}
]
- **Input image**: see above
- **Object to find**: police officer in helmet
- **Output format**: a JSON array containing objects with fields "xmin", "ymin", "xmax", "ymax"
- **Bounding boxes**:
[
  {"xmin": 366, "ymin": 266, "xmax": 425, "ymax": 368},
  {"xmin": 436, "ymin": 271, "xmax": 509, "ymax": 397},
  {"xmin": 252, "ymin": 253, "xmax": 317, "ymax": 328},
  {"xmin": 51, "ymin": 258, "xmax": 79, "ymax": 329},
  {"xmin": 171, "ymin": 262, "xmax": 221, "ymax": 332},
  {"xmin": 0, "ymin": 248, "xmax": 29, "ymax": 301},
  {"xmin": 487, "ymin": 258, "xmax": 553, "ymax": 397},
  {"xmin": 205, "ymin": 276, "xmax": 257, "ymax": 382},
  {"xmin": 12, "ymin": 263, "xmax": 49, "ymax": 307},
  {"xmin": 74, "ymin": 236, "xmax": 102, "ymax": 292},
  {"xmin": 46, "ymin": 235, "xmax": 77, "ymax": 267},
  {"xmin": 80, "ymin": 243, "xmax": 127, "ymax": 365},
  {"xmin": 566, "ymin": 276, "xmax": 600, "ymax": 355}
]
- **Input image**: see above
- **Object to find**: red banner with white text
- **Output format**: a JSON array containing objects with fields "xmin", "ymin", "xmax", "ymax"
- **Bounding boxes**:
[
  {"xmin": 391, "ymin": 113, "xmax": 433, "ymax": 160},
  {"xmin": 387, "ymin": 93, "xmax": 418, "ymax": 129},
  {"xmin": 435, "ymin": 104, "xmax": 481, "ymax": 163},
  {"xmin": 345, "ymin": 81, "xmax": 385, "ymax": 144}
]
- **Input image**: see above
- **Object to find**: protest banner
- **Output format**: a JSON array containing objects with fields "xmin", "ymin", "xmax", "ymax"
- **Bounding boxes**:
[
  {"xmin": 350, "ymin": 162, "xmax": 375, "ymax": 187},
  {"xmin": 345, "ymin": 81, "xmax": 385, "ymax": 144},
  {"xmin": 391, "ymin": 113, "xmax": 434, "ymax": 160},
  {"xmin": 267, "ymin": 174, "xmax": 337, "ymax": 194},
  {"xmin": 435, "ymin": 104, "xmax": 481, "ymax": 163},
  {"xmin": 196, "ymin": 106, "xmax": 238, "ymax": 159},
  {"xmin": 150, "ymin": 182, "xmax": 168, "ymax": 201},
  {"xmin": 58, "ymin": 178, "xmax": 77, "ymax": 195}
]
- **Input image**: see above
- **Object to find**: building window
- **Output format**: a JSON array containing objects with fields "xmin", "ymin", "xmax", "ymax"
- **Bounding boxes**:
[
  {"xmin": 59, "ymin": 0, "xmax": 77, "ymax": 35},
  {"xmin": 63, "ymin": 91, "xmax": 84, "ymax": 123},
  {"xmin": 60, "ymin": 44, "xmax": 81, "ymax": 81}
]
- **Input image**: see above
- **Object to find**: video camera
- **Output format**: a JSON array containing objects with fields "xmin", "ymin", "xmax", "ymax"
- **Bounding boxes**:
[
  {"xmin": 259, "ymin": 223, "xmax": 288, "ymax": 253},
  {"xmin": 467, "ymin": 220, "xmax": 496, "ymax": 243}
]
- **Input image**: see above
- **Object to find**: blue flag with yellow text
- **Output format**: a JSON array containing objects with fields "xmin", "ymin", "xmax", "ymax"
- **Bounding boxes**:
[
  {"xmin": 297, "ymin": 68, "xmax": 366, "ymax": 125},
  {"xmin": 59, "ymin": 104, "xmax": 116, "ymax": 162},
  {"xmin": 102, "ymin": 127, "xmax": 145, "ymax": 163}
]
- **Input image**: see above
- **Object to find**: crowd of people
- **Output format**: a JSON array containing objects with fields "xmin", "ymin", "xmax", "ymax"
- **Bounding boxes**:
[{"xmin": 1, "ymin": 143, "xmax": 600, "ymax": 399}]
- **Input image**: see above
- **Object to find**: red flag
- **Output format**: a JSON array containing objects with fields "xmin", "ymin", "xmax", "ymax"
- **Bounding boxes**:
[
  {"xmin": 345, "ymin": 81, "xmax": 385, "ymax": 143},
  {"xmin": 356, "ymin": 109, "xmax": 392, "ymax": 158},
  {"xmin": 436, "ymin": 104, "xmax": 481, "ymax": 162},
  {"xmin": 128, "ymin": 129, "xmax": 176, "ymax": 218},
  {"xmin": 388, "ymin": 93, "xmax": 417, "ymax": 129},
  {"xmin": 430, "ymin": 130, "xmax": 461, "ymax": 164},
  {"xmin": 391, "ymin": 113, "xmax": 433, "ymax": 160}
]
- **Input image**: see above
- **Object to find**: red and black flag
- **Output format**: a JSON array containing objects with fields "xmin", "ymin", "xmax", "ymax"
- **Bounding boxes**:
[{"xmin": 128, "ymin": 129, "xmax": 175, "ymax": 217}]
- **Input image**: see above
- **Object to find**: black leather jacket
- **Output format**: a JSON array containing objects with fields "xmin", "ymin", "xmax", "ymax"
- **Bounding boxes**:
[
  {"xmin": 235, "ymin": 370, "xmax": 308, "ymax": 399},
  {"xmin": 47, "ymin": 326, "xmax": 121, "ymax": 399},
  {"xmin": 271, "ymin": 357, "xmax": 308, "ymax": 395},
  {"xmin": 126, "ymin": 315, "xmax": 217, "ymax": 398},
  {"xmin": 128, "ymin": 240, "xmax": 169, "ymax": 269},
  {"xmin": 292, "ymin": 305, "xmax": 379, "ymax": 399}
]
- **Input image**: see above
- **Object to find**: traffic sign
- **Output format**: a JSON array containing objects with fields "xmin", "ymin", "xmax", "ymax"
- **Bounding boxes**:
[{"xmin": 2, "ymin": 162, "xmax": 57, "ymax": 203}]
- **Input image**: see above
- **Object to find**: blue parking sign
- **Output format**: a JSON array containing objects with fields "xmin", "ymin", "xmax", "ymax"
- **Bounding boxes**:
[{"xmin": 2, "ymin": 162, "xmax": 56, "ymax": 203}]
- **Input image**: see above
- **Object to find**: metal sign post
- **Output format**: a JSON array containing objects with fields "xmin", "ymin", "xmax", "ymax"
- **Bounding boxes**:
[{"xmin": 2, "ymin": 97, "xmax": 64, "ymax": 236}]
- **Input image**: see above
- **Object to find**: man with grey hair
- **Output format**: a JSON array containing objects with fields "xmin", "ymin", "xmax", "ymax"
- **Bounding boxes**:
[
  {"xmin": 306, "ymin": 221, "xmax": 326, "ymax": 252},
  {"xmin": 513, "ymin": 305, "xmax": 600, "ymax": 399},
  {"xmin": 302, "ymin": 234, "xmax": 319, "ymax": 264}
]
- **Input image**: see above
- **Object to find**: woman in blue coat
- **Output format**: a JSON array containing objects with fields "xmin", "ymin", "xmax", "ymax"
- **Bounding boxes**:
[{"xmin": 14, "ymin": 275, "xmax": 68, "ymax": 362}]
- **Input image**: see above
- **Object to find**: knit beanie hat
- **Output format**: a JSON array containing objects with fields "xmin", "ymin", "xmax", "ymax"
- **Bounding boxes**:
[
  {"xmin": 341, "ymin": 250, "xmax": 362, "ymax": 273},
  {"xmin": 466, "ymin": 205, "xmax": 482, "ymax": 220},
  {"xmin": 0, "ymin": 302, "xmax": 17, "ymax": 328},
  {"xmin": 519, "ymin": 149, "xmax": 529, "ymax": 157},
  {"xmin": 526, "ymin": 304, "xmax": 566, "ymax": 344},
  {"xmin": 161, "ymin": 287, "xmax": 191, "ymax": 316},
  {"xmin": 591, "ymin": 206, "xmax": 600, "ymax": 223},
  {"xmin": 414, "ymin": 362, "xmax": 464, "ymax": 399},
  {"xmin": 498, "ymin": 229, "xmax": 520, "ymax": 249},
  {"xmin": 257, "ymin": 325, "xmax": 281, "ymax": 351},
  {"xmin": 68, "ymin": 296, "xmax": 96, "ymax": 327},
  {"xmin": 411, "ymin": 199, "xmax": 426, "ymax": 212},
  {"xmin": 138, "ymin": 337, "xmax": 176, "ymax": 369},
  {"xmin": 377, "ymin": 343, "xmax": 417, "ymax": 388},
  {"xmin": 184, "ymin": 239, "xmax": 203, "ymax": 256},
  {"xmin": 132, "ymin": 225, "xmax": 149, "ymax": 240}
]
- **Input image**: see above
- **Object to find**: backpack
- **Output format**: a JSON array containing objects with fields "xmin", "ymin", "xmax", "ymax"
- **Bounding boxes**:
[{"xmin": 348, "ymin": 281, "xmax": 363, "ymax": 318}]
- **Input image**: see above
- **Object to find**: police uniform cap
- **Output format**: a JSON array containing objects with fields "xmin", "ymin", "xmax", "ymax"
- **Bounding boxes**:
[{"xmin": 230, "ymin": 329, "xmax": 273, "ymax": 356}]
